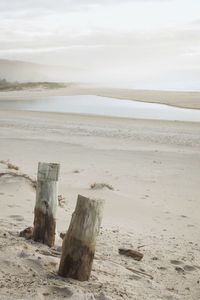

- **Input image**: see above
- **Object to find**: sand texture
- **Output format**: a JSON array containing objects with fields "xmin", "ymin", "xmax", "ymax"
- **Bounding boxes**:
[{"xmin": 0, "ymin": 110, "xmax": 200, "ymax": 299}]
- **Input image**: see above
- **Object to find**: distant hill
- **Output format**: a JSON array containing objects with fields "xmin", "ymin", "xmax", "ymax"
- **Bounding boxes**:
[{"xmin": 0, "ymin": 59, "xmax": 82, "ymax": 83}]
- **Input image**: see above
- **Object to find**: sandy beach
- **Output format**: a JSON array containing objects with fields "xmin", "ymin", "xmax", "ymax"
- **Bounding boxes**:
[
  {"xmin": 1, "ymin": 0, "xmax": 200, "ymax": 297},
  {"xmin": 0, "ymin": 107, "xmax": 200, "ymax": 299},
  {"xmin": 0, "ymin": 0, "xmax": 200, "ymax": 300}
]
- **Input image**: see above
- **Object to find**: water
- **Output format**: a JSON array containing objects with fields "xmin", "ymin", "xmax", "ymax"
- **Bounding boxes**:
[{"xmin": 0, "ymin": 95, "xmax": 200, "ymax": 122}]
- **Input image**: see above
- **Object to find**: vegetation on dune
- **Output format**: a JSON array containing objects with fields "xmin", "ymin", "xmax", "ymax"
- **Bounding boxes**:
[
  {"xmin": 0, "ymin": 78, "xmax": 66, "ymax": 91},
  {"xmin": 0, "ymin": 159, "xmax": 19, "ymax": 170},
  {"xmin": 90, "ymin": 182, "xmax": 114, "ymax": 191}
]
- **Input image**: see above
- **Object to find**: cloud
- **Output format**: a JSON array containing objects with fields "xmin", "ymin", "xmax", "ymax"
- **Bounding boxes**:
[
  {"xmin": 0, "ymin": 0, "xmax": 172, "ymax": 14},
  {"xmin": 0, "ymin": 0, "xmax": 199, "ymax": 89}
]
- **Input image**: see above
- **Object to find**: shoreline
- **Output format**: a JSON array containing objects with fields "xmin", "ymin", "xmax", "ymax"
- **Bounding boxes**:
[{"xmin": 0, "ymin": 84, "xmax": 200, "ymax": 110}]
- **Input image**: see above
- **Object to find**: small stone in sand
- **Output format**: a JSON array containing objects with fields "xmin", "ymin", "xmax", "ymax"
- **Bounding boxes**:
[
  {"xmin": 60, "ymin": 232, "xmax": 66, "ymax": 240},
  {"xmin": 19, "ymin": 227, "xmax": 33, "ymax": 240}
]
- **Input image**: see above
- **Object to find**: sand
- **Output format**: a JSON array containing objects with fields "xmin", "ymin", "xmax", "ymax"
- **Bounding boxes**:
[
  {"xmin": 0, "ymin": 108, "xmax": 200, "ymax": 299},
  {"xmin": 0, "ymin": 84, "xmax": 199, "ymax": 109}
]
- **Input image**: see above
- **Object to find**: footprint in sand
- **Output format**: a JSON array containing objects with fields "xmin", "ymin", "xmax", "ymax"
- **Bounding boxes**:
[
  {"xmin": 157, "ymin": 266, "xmax": 167, "ymax": 271},
  {"xmin": 170, "ymin": 260, "xmax": 183, "ymax": 265},
  {"xmin": 184, "ymin": 265, "xmax": 196, "ymax": 272},
  {"xmin": 129, "ymin": 274, "xmax": 141, "ymax": 280},
  {"xmin": 9, "ymin": 215, "xmax": 24, "ymax": 222},
  {"xmin": 72, "ymin": 170, "xmax": 80, "ymax": 174},
  {"xmin": 96, "ymin": 292, "xmax": 113, "ymax": 300},
  {"xmin": 38, "ymin": 286, "xmax": 73, "ymax": 300},
  {"xmin": 187, "ymin": 224, "xmax": 195, "ymax": 227},
  {"xmin": 164, "ymin": 296, "xmax": 179, "ymax": 300},
  {"xmin": 175, "ymin": 267, "xmax": 184, "ymax": 273}
]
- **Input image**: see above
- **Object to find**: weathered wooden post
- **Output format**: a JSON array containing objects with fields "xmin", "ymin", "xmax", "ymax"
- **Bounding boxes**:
[
  {"xmin": 58, "ymin": 194, "xmax": 104, "ymax": 281},
  {"xmin": 33, "ymin": 162, "xmax": 60, "ymax": 247}
]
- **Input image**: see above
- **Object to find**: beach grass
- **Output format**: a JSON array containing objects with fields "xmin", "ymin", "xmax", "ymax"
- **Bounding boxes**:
[{"xmin": 0, "ymin": 81, "xmax": 66, "ymax": 91}]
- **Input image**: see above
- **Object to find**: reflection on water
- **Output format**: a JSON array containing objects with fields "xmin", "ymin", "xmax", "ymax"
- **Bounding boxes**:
[{"xmin": 0, "ymin": 95, "xmax": 200, "ymax": 122}]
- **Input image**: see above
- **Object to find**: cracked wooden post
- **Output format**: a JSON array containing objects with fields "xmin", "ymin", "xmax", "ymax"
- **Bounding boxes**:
[
  {"xmin": 33, "ymin": 162, "xmax": 60, "ymax": 247},
  {"xmin": 58, "ymin": 194, "xmax": 104, "ymax": 281}
]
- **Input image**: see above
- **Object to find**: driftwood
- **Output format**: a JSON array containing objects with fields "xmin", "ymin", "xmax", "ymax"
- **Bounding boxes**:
[
  {"xmin": 58, "ymin": 194, "xmax": 104, "ymax": 281},
  {"xmin": 33, "ymin": 162, "xmax": 60, "ymax": 247},
  {"xmin": 119, "ymin": 248, "xmax": 144, "ymax": 261}
]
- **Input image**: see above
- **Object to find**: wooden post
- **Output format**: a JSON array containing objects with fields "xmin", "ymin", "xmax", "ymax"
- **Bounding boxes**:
[
  {"xmin": 58, "ymin": 194, "xmax": 104, "ymax": 281},
  {"xmin": 33, "ymin": 162, "xmax": 60, "ymax": 247}
]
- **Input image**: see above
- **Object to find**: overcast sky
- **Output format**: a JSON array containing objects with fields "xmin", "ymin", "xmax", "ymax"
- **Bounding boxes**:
[{"xmin": 0, "ymin": 0, "xmax": 199, "ymax": 89}]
